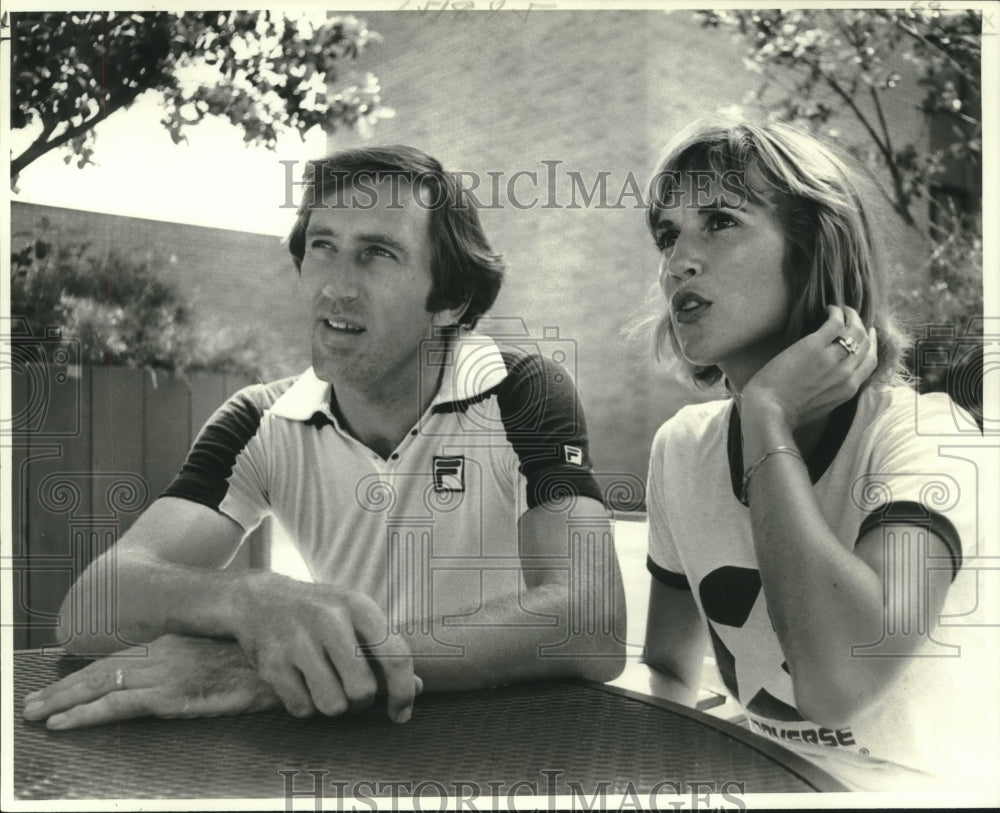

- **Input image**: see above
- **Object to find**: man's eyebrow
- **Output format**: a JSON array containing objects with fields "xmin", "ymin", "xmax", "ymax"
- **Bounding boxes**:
[
  {"xmin": 305, "ymin": 223, "xmax": 336, "ymax": 237},
  {"xmin": 303, "ymin": 227, "xmax": 408, "ymax": 256},
  {"xmin": 357, "ymin": 232, "xmax": 408, "ymax": 256}
]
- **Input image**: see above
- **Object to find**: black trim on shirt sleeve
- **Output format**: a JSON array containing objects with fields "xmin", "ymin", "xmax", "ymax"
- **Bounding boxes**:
[
  {"xmin": 856, "ymin": 500, "xmax": 963, "ymax": 581},
  {"xmin": 494, "ymin": 349, "xmax": 604, "ymax": 510},
  {"xmin": 160, "ymin": 385, "xmax": 271, "ymax": 509},
  {"xmin": 647, "ymin": 555, "xmax": 691, "ymax": 590}
]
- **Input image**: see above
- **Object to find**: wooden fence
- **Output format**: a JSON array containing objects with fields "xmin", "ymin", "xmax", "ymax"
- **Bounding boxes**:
[{"xmin": 9, "ymin": 363, "xmax": 268, "ymax": 649}]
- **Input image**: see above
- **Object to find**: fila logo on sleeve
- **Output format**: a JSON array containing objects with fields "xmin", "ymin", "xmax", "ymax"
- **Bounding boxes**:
[
  {"xmin": 433, "ymin": 456, "xmax": 465, "ymax": 492},
  {"xmin": 564, "ymin": 445, "xmax": 583, "ymax": 465}
]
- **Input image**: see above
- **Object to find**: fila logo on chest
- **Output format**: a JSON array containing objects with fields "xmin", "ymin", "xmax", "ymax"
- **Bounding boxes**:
[{"xmin": 433, "ymin": 455, "xmax": 465, "ymax": 492}]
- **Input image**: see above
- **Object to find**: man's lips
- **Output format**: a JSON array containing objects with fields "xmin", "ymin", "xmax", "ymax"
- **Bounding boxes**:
[
  {"xmin": 319, "ymin": 316, "xmax": 366, "ymax": 334},
  {"xmin": 671, "ymin": 290, "xmax": 712, "ymax": 325}
]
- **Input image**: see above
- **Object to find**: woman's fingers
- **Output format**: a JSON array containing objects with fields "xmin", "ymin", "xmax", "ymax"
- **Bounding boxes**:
[{"xmin": 822, "ymin": 305, "xmax": 872, "ymax": 368}]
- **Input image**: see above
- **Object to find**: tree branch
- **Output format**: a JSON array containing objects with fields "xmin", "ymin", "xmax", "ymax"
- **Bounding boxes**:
[
  {"xmin": 822, "ymin": 73, "xmax": 915, "ymax": 225},
  {"xmin": 895, "ymin": 17, "xmax": 980, "ymax": 89},
  {"xmin": 823, "ymin": 75, "xmax": 888, "ymax": 160},
  {"xmin": 12, "ymin": 85, "xmax": 152, "ymax": 179},
  {"xmin": 868, "ymin": 84, "xmax": 895, "ymax": 167},
  {"xmin": 11, "ymin": 11, "xmax": 385, "ymax": 180}
]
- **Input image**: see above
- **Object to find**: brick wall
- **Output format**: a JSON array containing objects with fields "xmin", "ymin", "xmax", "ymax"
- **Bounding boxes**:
[
  {"xmin": 11, "ymin": 10, "xmax": 942, "ymax": 495},
  {"xmin": 322, "ymin": 9, "xmax": 937, "ymax": 489},
  {"xmin": 322, "ymin": 11, "xmax": 756, "ymax": 490}
]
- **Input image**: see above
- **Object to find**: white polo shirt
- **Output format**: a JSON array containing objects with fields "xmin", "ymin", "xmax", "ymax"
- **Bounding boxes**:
[{"xmin": 162, "ymin": 332, "xmax": 603, "ymax": 634}]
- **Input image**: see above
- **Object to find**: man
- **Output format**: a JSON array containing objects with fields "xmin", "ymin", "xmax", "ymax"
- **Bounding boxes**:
[{"xmin": 23, "ymin": 146, "xmax": 626, "ymax": 730}]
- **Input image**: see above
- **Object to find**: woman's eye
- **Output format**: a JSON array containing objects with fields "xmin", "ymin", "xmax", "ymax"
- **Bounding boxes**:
[
  {"xmin": 309, "ymin": 239, "xmax": 335, "ymax": 251},
  {"xmin": 654, "ymin": 231, "xmax": 678, "ymax": 252}
]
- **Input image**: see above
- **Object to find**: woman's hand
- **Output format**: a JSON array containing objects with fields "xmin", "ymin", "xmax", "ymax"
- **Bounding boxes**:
[{"xmin": 741, "ymin": 305, "xmax": 877, "ymax": 430}]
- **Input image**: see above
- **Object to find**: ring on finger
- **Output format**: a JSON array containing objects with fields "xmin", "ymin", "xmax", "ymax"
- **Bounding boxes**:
[
  {"xmin": 834, "ymin": 335, "xmax": 860, "ymax": 357},
  {"xmin": 114, "ymin": 668, "xmax": 125, "ymax": 690}
]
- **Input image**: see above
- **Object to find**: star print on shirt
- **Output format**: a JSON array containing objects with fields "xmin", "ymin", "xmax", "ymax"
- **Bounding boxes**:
[{"xmin": 699, "ymin": 566, "xmax": 803, "ymax": 722}]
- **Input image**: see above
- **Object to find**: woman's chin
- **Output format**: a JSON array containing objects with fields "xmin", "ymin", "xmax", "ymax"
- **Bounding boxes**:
[{"xmin": 677, "ymin": 346, "xmax": 714, "ymax": 368}]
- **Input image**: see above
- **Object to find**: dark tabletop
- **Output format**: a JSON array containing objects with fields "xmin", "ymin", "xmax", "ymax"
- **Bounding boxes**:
[{"xmin": 13, "ymin": 650, "xmax": 846, "ymax": 800}]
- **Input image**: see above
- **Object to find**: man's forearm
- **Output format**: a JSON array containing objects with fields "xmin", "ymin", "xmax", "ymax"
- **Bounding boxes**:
[
  {"xmin": 57, "ymin": 550, "xmax": 250, "ymax": 655},
  {"xmin": 405, "ymin": 581, "xmax": 626, "ymax": 691}
]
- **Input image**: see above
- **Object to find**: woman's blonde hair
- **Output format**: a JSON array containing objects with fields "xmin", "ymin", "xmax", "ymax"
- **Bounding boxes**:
[{"xmin": 647, "ymin": 118, "xmax": 908, "ymax": 387}]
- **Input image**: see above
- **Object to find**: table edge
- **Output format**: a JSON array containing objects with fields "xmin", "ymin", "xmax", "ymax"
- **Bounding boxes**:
[
  {"xmin": 11, "ymin": 651, "xmax": 848, "ymax": 794},
  {"xmin": 581, "ymin": 680, "xmax": 849, "ymax": 793}
]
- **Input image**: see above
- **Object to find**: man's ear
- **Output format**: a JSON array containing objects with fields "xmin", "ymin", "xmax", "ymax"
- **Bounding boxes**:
[{"xmin": 432, "ymin": 299, "xmax": 470, "ymax": 328}]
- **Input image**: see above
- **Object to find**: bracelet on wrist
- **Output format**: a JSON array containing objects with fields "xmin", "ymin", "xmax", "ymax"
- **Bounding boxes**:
[{"xmin": 740, "ymin": 445, "xmax": 805, "ymax": 506}]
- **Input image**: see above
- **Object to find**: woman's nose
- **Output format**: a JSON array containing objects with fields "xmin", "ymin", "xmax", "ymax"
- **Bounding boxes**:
[{"xmin": 665, "ymin": 239, "xmax": 703, "ymax": 282}]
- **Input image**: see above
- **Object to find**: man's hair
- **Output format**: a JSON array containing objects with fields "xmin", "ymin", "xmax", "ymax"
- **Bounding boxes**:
[
  {"xmin": 288, "ymin": 145, "xmax": 505, "ymax": 328},
  {"xmin": 646, "ymin": 118, "xmax": 908, "ymax": 388}
]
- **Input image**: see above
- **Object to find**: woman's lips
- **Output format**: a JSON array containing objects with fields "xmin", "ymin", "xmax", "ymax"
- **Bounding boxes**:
[{"xmin": 671, "ymin": 291, "xmax": 712, "ymax": 325}]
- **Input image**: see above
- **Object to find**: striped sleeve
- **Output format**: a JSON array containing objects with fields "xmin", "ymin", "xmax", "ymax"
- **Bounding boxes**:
[
  {"xmin": 494, "ymin": 350, "xmax": 604, "ymax": 511},
  {"xmin": 646, "ymin": 420, "xmax": 690, "ymax": 589},
  {"xmin": 857, "ymin": 501, "xmax": 962, "ymax": 580},
  {"xmin": 160, "ymin": 383, "xmax": 281, "ymax": 530},
  {"xmin": 854, "ymin": 391, "xmax": 981, "ymax": 583},
  {"xmin": 647, "ymin": 555, "xmax": 690, "ymax": 589}
]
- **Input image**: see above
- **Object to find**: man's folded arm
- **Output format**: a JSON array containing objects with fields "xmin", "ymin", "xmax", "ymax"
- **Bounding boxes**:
[
  {"xmin": 56, "ymin": 496, "xmax": 251, "ymax": 655},
  {"xmin": 56, "ymin": 494, "xmax": 419, "ymax": 721},
  {"xmin": 56, "ymin": 492, "xmax": 626, "ymax": 711},
  {"xmin": 404, "ymin": 495, "xmax": 627, "ymax": 690}
]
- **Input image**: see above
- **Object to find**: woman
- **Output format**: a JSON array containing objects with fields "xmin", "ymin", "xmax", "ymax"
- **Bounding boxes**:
[{"xmin": 641, "ymin": 119, "xmax": 992, "ymax": 791}]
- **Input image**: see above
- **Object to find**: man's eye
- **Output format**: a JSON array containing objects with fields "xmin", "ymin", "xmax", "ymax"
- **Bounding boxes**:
[
  {"xmin": 309, "ymin": 239, "xmax": 335, "ymax": 251},
  {"xmin": 708, "ymin": 212, "xmax": 738, "ymax": 231}
]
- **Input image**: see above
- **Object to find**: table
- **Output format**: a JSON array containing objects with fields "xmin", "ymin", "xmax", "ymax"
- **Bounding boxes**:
[{"xmin": 12, "ymin": 650, "xmax": 846, "ymax": 801}]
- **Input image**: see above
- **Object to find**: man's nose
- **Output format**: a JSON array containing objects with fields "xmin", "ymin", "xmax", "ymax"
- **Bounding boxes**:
[{"xmin": 321, "ymin": 263, "xmax": 360, "ymax": 301}]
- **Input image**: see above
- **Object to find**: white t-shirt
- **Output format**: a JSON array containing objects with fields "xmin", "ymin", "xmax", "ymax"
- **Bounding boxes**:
[{"xmin": 646, "ymin": 384, "xmax": 999, "ymax": 790}]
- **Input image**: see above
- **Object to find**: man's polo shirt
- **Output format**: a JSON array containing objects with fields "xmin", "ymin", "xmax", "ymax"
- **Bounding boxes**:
[{"xmin": 162, "ymin": 333, "xmax": 604, "ymax": 629}]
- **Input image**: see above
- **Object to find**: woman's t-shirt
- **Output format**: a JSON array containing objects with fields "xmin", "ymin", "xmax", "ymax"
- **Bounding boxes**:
[{"xmin": 646, "ymin": 384, "xmax": 997, "ymax": 789}]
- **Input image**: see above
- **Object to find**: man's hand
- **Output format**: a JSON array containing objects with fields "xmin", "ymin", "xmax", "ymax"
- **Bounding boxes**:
[
  {"xmin": 22, "ymin": 634, "xmax": 281, "ymax": 730},
  {"xmin": 742, "ymin": 305, "xmax": 877, "ymax": 428},
  {"xmin": 233, "ymin": 572, "xmax": 420, "ymax": 723}
]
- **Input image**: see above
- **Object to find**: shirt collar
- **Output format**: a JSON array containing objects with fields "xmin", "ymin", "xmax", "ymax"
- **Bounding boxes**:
[
  {"xmin": 726, "ymin": 390, "xmax": 862, "ymax": 504},
  {"xmin": 269, "ymin": 367, "xmax": 333, "ymax": 421},
  {"xmin": 269, "ymin": 330, "xmax": 509, "ymax": 422},
  {"xmin": 431, "ymin": 329, "xmax": 509, "ymax": 408}
]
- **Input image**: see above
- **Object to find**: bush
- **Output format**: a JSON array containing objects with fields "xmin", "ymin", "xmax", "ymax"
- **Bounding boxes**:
[{"xmin": 10, "ymin": 217, "xmax": 264, "ymax": 377}]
